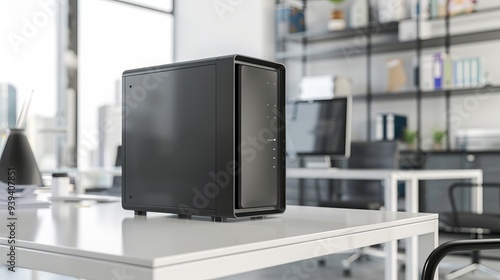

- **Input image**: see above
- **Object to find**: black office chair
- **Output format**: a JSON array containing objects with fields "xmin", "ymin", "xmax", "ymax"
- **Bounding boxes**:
[
  {"xmin": 318, "ymin": 141, "xmax": 400, "ymax": 276},
  {"xmin": 421, "ymin": 239, "xmax": 500, "ymax": 280},
  {"xmin": 439, "ymin": 182, "xmax": 500, "ymax": 279},
  {"xmin": 319, "ymin": 141, "xmax": 399, "ymax": 210},
  {"xmin": 87, "ymin": 146, "xmax": 122, "ymax": 196}
]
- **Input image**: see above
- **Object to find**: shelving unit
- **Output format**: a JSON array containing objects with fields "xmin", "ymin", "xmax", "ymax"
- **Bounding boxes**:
[
  {"xmin": 276, "ymin": 28, "xmax": 500, "ymax": 60},
  {"xmin": 276, "ymin": 0, "xmax": 500, "ymax": 150},
  {"xmin": 277, "ymin": 7, "xmax": 500, "ymax": 60},
  {"xmin": 353, "ymin": 85, "xmax": 500, "ymax": 101}
]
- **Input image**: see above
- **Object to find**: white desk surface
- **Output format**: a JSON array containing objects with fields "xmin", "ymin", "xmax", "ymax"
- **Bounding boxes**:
[{"xmin": 0, "ymin": 202, "xmax": 438, "ymax": 280}]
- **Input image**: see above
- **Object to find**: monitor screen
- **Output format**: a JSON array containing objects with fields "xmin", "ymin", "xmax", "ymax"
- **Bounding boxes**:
[{"xmin": 286, "ymin": 97, "xmax": 351, "ymax": 158}]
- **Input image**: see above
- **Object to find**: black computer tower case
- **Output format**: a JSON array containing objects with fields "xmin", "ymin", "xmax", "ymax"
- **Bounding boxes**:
[{"xmin": 122, "ymin": 55, "xmax": 286, "ymax": 219}]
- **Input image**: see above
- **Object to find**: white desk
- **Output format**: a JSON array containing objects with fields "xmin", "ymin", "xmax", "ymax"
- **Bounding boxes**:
[
  {"xmin": 286, "ymin": 168, "xmax": 483, "ymax": 280},
  {"xmin": 0, "ymin": 203, "xmax": 438, "ymax": 280}
]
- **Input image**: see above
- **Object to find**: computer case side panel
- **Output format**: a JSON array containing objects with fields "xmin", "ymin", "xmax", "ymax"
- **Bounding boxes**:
[{"xmin": 122, "ymin": 60, "xmax": 218, "ymax": 216}]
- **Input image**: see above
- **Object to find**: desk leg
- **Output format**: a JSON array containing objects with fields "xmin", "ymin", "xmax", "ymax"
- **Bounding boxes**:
[
  {"xmin": 384, "ymin": 176, "xmax": 398, "ymax": 212},
  {"xmin": 299, "ymin": 157, "xmax": 305, "ymax": 206},
  {"xmin": 405, "ymin": 178, "xmax": 419, "ymax": 280},
  {"xmin": 75, "ymin": 173, "xmax": 83, "ymax": 194},
  {"xmin": 384, "ymin": 176, "xmax": 398, "ymax": 280},
  {"xmin": 471, "ymin": 174, "xmax": 483, "ymax": 214},
  {"xmin": 299, "ymin": 178, "xmax": 305, "ymax": 206}
]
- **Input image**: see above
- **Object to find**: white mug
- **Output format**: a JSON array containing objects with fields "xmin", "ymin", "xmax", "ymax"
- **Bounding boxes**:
[{"xmin": 52, "ymin": 173, "xmax": 70, "ymax": 197}]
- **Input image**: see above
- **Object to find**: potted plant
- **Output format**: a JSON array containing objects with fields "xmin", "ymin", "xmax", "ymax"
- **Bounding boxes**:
[
  {"xmin": 328, "ymin": 0, "xmax": 346, "ymax": 31},
  {"xmin": 403, "ymin": 129, "xmax": 418, "ymax": 150},
  {"xmin": 432, "ymin": 130, "xmax": 446, "ymax": 151}
]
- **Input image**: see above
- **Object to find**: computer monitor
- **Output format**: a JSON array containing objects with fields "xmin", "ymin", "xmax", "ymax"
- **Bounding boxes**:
[{"xmin": 286, "ymin": 96, "xmax": 351, "ymax": 159}]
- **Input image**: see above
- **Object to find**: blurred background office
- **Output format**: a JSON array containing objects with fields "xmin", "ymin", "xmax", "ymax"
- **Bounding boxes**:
[{"xmin": 3, "ymin": 0, "xmax": 500, "ymax": 279}]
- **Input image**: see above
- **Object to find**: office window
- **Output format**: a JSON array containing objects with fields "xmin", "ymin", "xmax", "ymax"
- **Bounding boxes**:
[
  {"xmin": 79, "ymin": 0, "xmax": 173, "ymax": 168},
  {"xmin": 0, "ymin": 0, "xmax": 58, "ymax": 169}
]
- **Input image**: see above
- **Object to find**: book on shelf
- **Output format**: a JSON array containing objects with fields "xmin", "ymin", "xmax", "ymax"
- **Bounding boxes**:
[
  {"xmin": 470, "ymin": 57, "xmax": 481, "ymax": 87},
  {"xmin": 463, "ymin": 58, "xmax": 471, "ymax": 88},
  {"xmin": 412, "ymin": 0, "xmax": 476, "ymax": 19},
  {"xmin": 454, "ymin": 59, "xmax": 464, "ymax": 88},
  {"xmin": 443, "ymin": 55, "xmax": 454, "ymax": 89},
  {"xmin": 420, "ymin": 55, "xmax": 434, "ymax": 91},
  {"xmin": 418, "ymin": 52, "xmax": 483, "ymax": 91},
  {"xmin": 431, "ymin": 0, "xmax": 447, "ymax": 18},
  {"xmin": 375, "ymin": 114, "xmax": 407, "ymax": 141}
]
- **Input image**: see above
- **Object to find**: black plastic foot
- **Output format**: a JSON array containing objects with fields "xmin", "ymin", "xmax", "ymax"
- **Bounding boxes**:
[
  {"xmin": 178, "ymin": 214, "xmax": 192, "ymax": 219},
  {"xmin": 211, "ymin": 217, "xmax": 227, "ymax": 222},
  {"xmin": 318, "ymin": 259, "xmax": 326, "ymax": 267},
  {"xmin": 135, "ymin": 211, "xmax": 147, "ymax": 216},
  {"xmin": 251, "ymin": 216, "xmax": 264, "ymax": 220}
]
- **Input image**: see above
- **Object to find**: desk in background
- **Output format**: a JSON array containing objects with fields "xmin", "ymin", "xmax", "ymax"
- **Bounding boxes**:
[
  {"xmin": 286, "ymin": 168, "xmax": 482, "ymax": 279},
  {"xmin": 287, "ymin": 168, "xmax": 483, "ymax": 213},
  {"xmin": 0, "ymin": 203, "xmax": 437, "ymax": 280}
]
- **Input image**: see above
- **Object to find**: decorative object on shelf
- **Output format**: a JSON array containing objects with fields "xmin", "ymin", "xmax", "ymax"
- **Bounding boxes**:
[
  {"xmin": 403, "ymin": 129, "xmax": 418, "ymax": 150},
  {"xmin": 0, "ymin": 129, "xmax": 43, "ymax": 186},
  {"xmin": 456, "ymin": 129, "xmax": 500, "ymax": 151},
  {"xmin": 386, "ymin": 58, "xmax": 407, "ymax": 92},
  {"xmin": 398, "ymin": 19, "xmax": 433, "ymax": 41},
  {"xmin": 433, "ymin": 53, "xmax": 444, "ymax": 89},
  {"xmin": 275, "ymin": 4, "xmax": 290, "ymax": 38},
  {"xmin": 276, "ymin": 2, "xmax": 305, "ymax": 37},
  {"xmin": 350, "ymin": 0, "xmax": 368, "ymax": 28},
  {"xmin": 448, "ymin": 0, "xmax": 476, "ymax": 16},
  {"xmin": 432, "ymin": 130, "xmax": 447, "ymax": 151},
  {"xmin": 328, "ymin": 0, "xmax": 346, "ymax": 31},
  {"xmin": 380, "ymin": 0, "xmax": 408, "ymax": 23},
  {"xmin": 289, "ymin": 6, "xmax": 306, "ymax": 33},
  {"xmin": 298, "ymin": 75, "xmax": 351, "ymax": 101}
]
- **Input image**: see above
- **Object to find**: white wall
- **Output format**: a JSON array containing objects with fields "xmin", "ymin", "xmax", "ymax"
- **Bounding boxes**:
[{"xmin": 174, "ymin": 0, "xmax": 275, "ymax": 61}]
